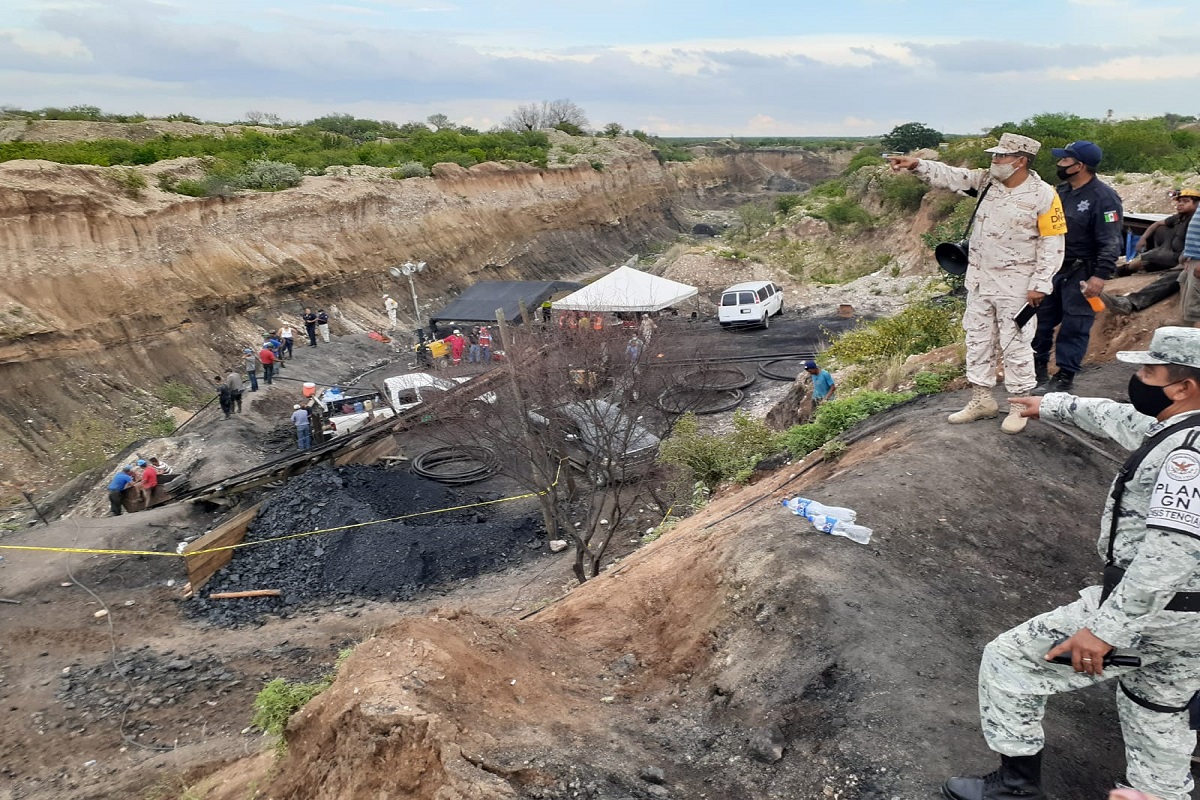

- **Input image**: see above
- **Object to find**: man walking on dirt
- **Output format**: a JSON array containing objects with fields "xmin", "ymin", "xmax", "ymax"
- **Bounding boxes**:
[
  {"xmin": 890, "ymin": 134, "xmax": 1066, "ymax": 435},
  {"xmin": 943, "ymin": 326, "xmax": 1200, "ymax": 800},
  {"xmin": 243, "ymin": 348, "xmax": 260, "ymax": 392},
  {"xmin": 1031, "ymin": 140, "xmax": 1124, "ymax": 395}
]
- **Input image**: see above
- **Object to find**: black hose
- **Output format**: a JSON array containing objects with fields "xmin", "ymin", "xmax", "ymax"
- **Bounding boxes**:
[
  {"xmin": 657, "ymin": 387, "xmax": 745, "ymax": 415},
  {"xmin": 680, "ymin": 367, "xmax": 755, "ymax": 391},
  {"xmin": 758, "ymin": 358, "xmax": 809, "ymax": 382},
  {"xmin": 412, "ymin": 446, "xmax": 500, "ymax": 485}
]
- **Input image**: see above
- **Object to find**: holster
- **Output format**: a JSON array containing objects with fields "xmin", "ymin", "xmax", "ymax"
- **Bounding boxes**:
[{"xmin": 1101, "ymin": 565, "xmax": 1126, "ymax": 604}]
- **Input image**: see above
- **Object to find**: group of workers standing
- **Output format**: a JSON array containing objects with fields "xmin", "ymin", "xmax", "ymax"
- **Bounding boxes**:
[
  {"xmin": 890, "ymin": 136, "xmax": 1200, "ymax": 800},
  {"xmin": 105, "ymin": 457, "xmax": 170, "ymax": 515}
]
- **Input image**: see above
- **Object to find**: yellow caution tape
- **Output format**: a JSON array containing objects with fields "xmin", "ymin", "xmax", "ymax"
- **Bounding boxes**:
[{"xmin": 0, "ymin": 464, "xmax": 562, "ymax": 559}]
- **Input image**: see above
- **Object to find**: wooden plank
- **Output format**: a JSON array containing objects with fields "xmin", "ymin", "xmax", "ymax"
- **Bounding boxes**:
[
  {"xmin": 209, "ymin": 589, "xmax": 281, "ymax": 599},
  {"xmin": 183, "ymin": 503, "xmax": 262, "ymax": 593}
]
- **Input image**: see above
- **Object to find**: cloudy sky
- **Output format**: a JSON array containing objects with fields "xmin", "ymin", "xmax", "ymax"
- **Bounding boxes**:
[{"xmin": 2, "ymin": 0, "xmax": 1197, "ymax": 136}]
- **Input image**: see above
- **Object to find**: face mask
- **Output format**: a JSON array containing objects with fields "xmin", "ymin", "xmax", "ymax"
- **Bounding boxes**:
[
  {"xmin": 989, "ymin": 162, "xmax": 1018, "ymax": 181},
  {"xmin": 1055, "ymin": 165, "xmax": 1076, "ymax": 181},
  {"xmin": 1128, "ymin": 373, "xmax": 1180, "ymax": 418}
]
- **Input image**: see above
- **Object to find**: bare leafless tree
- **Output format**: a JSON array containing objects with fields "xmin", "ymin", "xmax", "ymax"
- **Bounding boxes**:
[
  {"xmin": 426, "ymin": 317, "xmax": 696, "ymax": 582},
  {"xmin": 501, "ymin": 99, "xmax": 589, "ymax": 133}
]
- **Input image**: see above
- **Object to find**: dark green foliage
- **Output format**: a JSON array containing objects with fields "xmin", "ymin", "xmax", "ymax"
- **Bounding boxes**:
[
  {"xmin": 602, "ymin": 123, "xmax": 623, "ymax": 138},
  {"xmin": 882, "ymin": 122, "xmax": 943, "ymax": 153},
  {"xmin": 775, "ymin": 194, "xmax": 803, "ymax": 214},
  {"xmin": 554, "ymin": 121, "xmax": 585, "ymax": 136},
  {"xmin": 914, "ymin": 364, "xmax": 965, "ymax": 394},
  {"xmin": 808, "ymin": 179, "xmax": 847, "ymax": 198},
  {"xmin": 782, "ymin": 391, "xmax": 915, "ymax": 457},
  {"xmin": 879, "ymin": 173, "xmax": 930, "ymax": 211},
  {"xmin": 0, "ymin": 125, "xmax": 551, "ymax": 176},
  {"xmin": 988, "ymin": 112, "xmax": 1200, "ymax": 176},
  {"xmin": 844, "ymin": 146, "xmax": 885, "ymax": 174},
  {"xmin": 812, "ymin": 197, "xmax": 873, "ymax": 228},
  {"xmin": 824, "ymin": 301, "xmax": 964, "ymax": 366},
  {"xmin": 659, "ymin": 411, "xmax": 784, "ymax": 489}
]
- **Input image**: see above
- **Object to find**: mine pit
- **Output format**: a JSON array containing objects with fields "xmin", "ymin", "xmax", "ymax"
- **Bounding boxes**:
[{"xmin": 187, "ymin": 465, "xmax": 545, "ymax": 626}]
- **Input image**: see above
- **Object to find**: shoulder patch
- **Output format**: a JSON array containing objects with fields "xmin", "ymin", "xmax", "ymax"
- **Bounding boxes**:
[
  {"xmin": 1038, "ymin": 194, "xmax": 1068, "ymax": 237},
  {"xmin": 1147, "ymin": 448, "xmax": 1200, "ymax": 538}
]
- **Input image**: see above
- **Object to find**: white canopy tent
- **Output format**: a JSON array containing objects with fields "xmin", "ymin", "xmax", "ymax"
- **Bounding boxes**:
[{"xmin": 552, "ymin": 266, "xmax": 698, "ymax": 313}]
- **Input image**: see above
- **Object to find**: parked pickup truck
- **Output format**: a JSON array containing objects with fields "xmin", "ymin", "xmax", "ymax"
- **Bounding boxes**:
[{"xmin": 324, "ymin": 373, "xmax": 489, "ymax": 437}]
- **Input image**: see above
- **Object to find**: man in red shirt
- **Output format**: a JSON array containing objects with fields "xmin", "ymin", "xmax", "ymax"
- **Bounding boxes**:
[
  {"xmin": 258, "ymin": 344, "xmax": 276, "ymax": 385},
  {"xmin": 136, "ymin": 458, "xmax": 158, "ymax": 509}
]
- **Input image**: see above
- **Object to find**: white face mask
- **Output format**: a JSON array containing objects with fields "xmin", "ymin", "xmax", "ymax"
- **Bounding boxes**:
[{"xmin": 989, "ymin": 160, "xmax": 1019, "ymax": 181}]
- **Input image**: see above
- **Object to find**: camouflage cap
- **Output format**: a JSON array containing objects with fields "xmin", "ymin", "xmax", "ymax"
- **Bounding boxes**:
[
  {"xmin": 984, "ymin": 132, "xmax": 1042, "ymax": 156},
  {"xmin": 1117, "ymin": 326, "xmax": 1200, "ymax": 368}
]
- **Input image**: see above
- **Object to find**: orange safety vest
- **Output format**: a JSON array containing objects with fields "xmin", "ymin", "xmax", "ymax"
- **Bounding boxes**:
[{"xmin": 592, "ymin": 315, "xmax": 603, "ymax": 330}]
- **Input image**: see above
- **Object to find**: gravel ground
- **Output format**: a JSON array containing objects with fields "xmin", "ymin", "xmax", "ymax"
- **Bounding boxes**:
[{"xmin": 188, "ymin": 465, "xmax": 544, "ymax": 626}]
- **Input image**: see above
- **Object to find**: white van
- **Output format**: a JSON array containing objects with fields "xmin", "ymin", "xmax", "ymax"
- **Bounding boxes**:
[{"xmin": 718, "ymin": 280, "xmax": 784, "ymax": 329}]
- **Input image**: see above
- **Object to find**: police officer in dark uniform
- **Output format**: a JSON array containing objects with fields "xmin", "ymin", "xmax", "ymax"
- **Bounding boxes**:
[{"xmin": 1032, "ymin": 140, "xmax": 1124, "ymax": 395}]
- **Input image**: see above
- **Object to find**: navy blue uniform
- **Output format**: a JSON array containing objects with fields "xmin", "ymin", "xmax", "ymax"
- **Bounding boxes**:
[{"xmin": 1033, "ymin": 177, "xmax": 1124, "ymax": 376}]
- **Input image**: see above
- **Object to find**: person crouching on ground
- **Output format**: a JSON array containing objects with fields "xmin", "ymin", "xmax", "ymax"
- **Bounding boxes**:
[
  {"xmin": 890, "ymin": 133, "xmax": 1066, "ymax": 434},
  {"xmin": 942, "ymin": 326, "xmax": 1200, "ymax": 800}
]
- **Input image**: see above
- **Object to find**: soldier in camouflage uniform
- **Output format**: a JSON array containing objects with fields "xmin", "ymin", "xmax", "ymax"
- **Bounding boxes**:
[
  {"xmin": 891, "ymin": 134, "xmax": 1066, "ymax": 434},
  {"xmin": 943, "ymin": 326, "xmax": 1200, "ymax": 800}
]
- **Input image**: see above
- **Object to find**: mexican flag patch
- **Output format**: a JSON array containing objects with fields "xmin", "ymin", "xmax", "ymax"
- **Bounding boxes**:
[{"xmin": 1104, "ymin": 210, "xmax": 1119, "ymax": 223}]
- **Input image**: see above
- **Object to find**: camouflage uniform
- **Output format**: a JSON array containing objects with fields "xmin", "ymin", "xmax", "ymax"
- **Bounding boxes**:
[
  {"xmin": 977, "ymin": 348, "xmax": 1200, "ymax": 799},
  {"xmin": 915, "ymin": 159, "xmax": 1065, "ymax": 393}
]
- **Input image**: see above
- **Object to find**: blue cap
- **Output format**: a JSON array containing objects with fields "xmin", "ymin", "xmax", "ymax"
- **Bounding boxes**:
[
  {"xmin": 804, "ymin": 360, "xmax": 818, "ymax": 370},
  {"xmin": 243, "ymin": 348, "xmax": 253, "ymax": 354},
  {"xmin": 1051, "ymin": 140, "xmax": 1102, "ymax": 168},
  {"xmin": 122, "ymin": 464, "xmax": 133, "ymax": 472},
  {"xmin": 136, "ymin": 459, "xmax": 146, "ymax": 466}
]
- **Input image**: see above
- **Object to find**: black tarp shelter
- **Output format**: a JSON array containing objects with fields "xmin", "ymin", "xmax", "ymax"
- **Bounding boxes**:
[{"xmin": 430, "ymin": 280, "xmax": 583, "ymax": 325}]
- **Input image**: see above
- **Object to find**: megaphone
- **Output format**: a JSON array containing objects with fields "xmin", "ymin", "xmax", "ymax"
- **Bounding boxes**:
[{"xmin": 934, "ymin": 240, "xmax": 970, "ymax": 276}]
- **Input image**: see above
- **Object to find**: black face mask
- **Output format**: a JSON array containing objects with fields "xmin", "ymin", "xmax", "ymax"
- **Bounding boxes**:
[
  {"xmin": 1056, "ymin": 164, "xmax": 1077, "ymax": 181},
  {"xmin": 1128, "ymin": 373, "xmax": 1181, "ymax": 418}
]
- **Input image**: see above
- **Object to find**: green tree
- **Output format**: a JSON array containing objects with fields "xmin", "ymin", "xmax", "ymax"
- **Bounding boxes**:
[
  {"xmin": 882, "ymin": 122, "xmax": 943, "ymax": 153},
  {"xmin": 602, "ymin": 122, "xmax": 623, "ymax": 138}
]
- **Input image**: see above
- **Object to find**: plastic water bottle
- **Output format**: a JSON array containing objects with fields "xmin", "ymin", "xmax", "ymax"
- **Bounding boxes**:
[
  {"xmin": 806, "ymin": 513, "xmax": 873, "ymax": 545},
  {"xmin": 781, "ymin": 497, "xmax": 857, "ymax": 523}
]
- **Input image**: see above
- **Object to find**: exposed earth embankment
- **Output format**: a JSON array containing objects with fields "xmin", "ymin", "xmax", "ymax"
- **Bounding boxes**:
[{"xmin": 0, "ymin": 140, "xmax": 841, "ymax": 484}]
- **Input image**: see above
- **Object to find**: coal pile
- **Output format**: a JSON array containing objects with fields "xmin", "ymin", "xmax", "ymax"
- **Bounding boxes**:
[{"xmin": 190, "ymin": 465, "xmax": 544, "ymax": 626}]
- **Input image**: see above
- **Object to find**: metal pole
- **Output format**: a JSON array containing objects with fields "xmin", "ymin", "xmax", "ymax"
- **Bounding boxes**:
[
  {"xmin": 21, "ymin": 491, "xmax": 49, "ymax": 526},
  {"xmin": 407, "ymin": 274, "xmax": 421, "ymax": 324}
]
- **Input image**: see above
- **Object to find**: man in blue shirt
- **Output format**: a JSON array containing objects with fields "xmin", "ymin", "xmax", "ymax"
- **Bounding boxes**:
[
  {"xmin": 107, "ymin": 466, "xmax": 135, "ymax": 516},
  {"xmin": 804, "ymin": 360, "xmax": 836, "ymax": 405},
  {"xmin": 1032, "ymin": 140, "xmax": 1124, "ymax": 396},
  {"xmin": 1178, "ymin": 212, "xmax": 1200, "ymax": 327}
]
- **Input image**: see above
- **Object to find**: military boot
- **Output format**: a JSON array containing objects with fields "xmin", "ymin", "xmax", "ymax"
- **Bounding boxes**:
[
  {"xmin": 1101, "ymin": 293, "xmax": 1134, "ymax": 316},
  {"xmin": 1032, "ymin": 362, "xmax": 1050, "ymax": 395},
  {"xmin": 1001, "ymin": 393, "xmax": 1030, "ymax": 435},
  {"xmin": 948, "ymin": 385, "xmax": 999, "ymax": 424},
  {"xmin": 942, "ymin": 753, "xmax": 1045, "ymax": 800}
]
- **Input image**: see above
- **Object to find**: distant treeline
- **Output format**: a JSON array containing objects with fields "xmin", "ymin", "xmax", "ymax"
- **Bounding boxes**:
[{"xmin": 0, "ymin": 121, "xmax": 551, "ymax": 173}]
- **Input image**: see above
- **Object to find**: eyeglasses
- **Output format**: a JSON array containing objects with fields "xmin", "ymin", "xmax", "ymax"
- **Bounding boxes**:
[{"xmin": 990, "ymin": 153, "xmax": 1022, "ymax": 162}]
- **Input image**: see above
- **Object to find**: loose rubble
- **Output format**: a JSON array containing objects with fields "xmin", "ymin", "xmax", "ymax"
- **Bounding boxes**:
[{"xmin": 189, "ymin": 465, "xmax": 545, "ymax": 625}]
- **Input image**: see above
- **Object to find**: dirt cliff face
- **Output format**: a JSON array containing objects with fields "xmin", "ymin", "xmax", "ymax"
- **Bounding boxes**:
[{"xmin": 0, "ymin": 146, "xmax": 841, "ymax": 486}]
